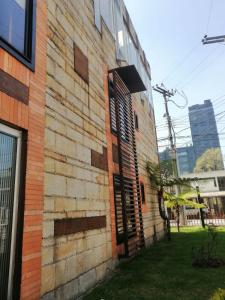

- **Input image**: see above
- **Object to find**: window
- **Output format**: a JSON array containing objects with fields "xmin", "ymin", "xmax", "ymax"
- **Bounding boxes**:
[
  {"xmin": 100, "ymin": 0, "xmax": 114, "ymax": 34},
  {"xmin": 0, "ymin": 0, "xmax": 36, "ymax": 69},
  {"xmin": 114, "ymin": 0, "xmax": 124, "ymax": 60},
  {"xmin": 140, "ymin": 182, "xmax": 146, "ymax": 204},
  {"xmin": 94, "ymin": 0, "xmax": 114, "ymax": 35},
  {"xmin": 93, "ymin": 0, "xmax": 101, "ymax": 32},
  {"xmin": 134, "ymin": 112, "xmax": 139, "ymax": 130},
  {"xmin": 0, "ymin": 123, "xmax": 22, "ymax": 300},
  {"xmin": 218, "ymin": 177, "xmax": 225, "ymax": 191}
]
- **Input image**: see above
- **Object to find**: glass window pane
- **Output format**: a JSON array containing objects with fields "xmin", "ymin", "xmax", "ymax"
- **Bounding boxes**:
[
  {"xmin": 0, "ymin": 0, "xmax": 26, "ymax": 54},
  {"xmin": 93, "ymin": 0, "xmax": 101, "ymax": 32},
  {"xmin": 115, "ymin": 0, "xmax": 125, "ymax": 60},
  {"xmin": 100, "ymin": 0, "xmax": 114, "ymax": 35},
  {"xmin": 0, "ymin": 132, "xmax": 17, "ymax": 300}
]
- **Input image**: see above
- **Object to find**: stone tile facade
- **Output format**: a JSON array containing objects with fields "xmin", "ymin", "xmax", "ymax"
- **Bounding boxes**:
[{"xmin": 42, "ymin": 0, "xmax": 164, "ymax": 299}]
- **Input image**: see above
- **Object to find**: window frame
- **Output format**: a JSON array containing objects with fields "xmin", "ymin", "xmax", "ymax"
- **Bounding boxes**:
[
  {"xmin": 0, "ymin": 123, "xmax": 22, "ymax": 299},
  {"xmin": 0, "ymin": 0, "xmax": 37, "ymax": 71}
]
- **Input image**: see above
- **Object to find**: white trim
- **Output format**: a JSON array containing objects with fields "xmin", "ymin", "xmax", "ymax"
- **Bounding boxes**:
[{"xmin": 0, "ymin": 123, "xmax": 22, "ymax": 300}]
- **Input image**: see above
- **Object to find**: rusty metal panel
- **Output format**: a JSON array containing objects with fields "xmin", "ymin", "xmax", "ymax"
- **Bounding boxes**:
[
  {"xmin": 74, "ymin": 43, "xmax": 89, "ymax": 83},
  {"xmin": 0, "ymin": 69, "xmax": 29, "ymax": 104},
  {"xmin": 91, "ymin": 146, "xmax": 108, "ymax": 171},
  {"xmin": 54, "ymin": 216, "xmax": 106, "ymax": 237}
]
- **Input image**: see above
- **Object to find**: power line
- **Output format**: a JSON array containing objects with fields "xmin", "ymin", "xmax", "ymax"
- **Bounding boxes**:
[
  {"xmin": 157, "ymin": 109, "xmax": 225, "ymax": 131},
  {"xmin": 219, "ymin": 126, "xmax": 225, "ymax": 134},
  {"xmin": 181, "ymin": 48, "xmax": 225, "ymax": 89},
  {"xmin": 171, "ymin": 95, "xmax": 225, "ymax": 122},
  {"xmin": 156, "ymin": 95, "xmax": 225, "ymax": 128},
  {"xmin": 158, "ymin": 135, "xmax": 225, "ymax": 143},
  {"xmin": 158, "ymin": 134, "xmax": 225, "ymax": 142},
  {"xmin": 174, "ymin": 46, "xmax": 218, "ymax": 87},
  {"xmin": 166, "ymin": 101, "xmax": 225, "ymax": 126},
  {"xmin": 161, "ymin": 41, "xmax": 200, "ymax": 83},
  {"xmin": 205, "ymin": 0, "xmax": 213, "ymax": 35},
  {"xmin": 181, "ymin": 111, "xmax": 225, "ymax": 145}
]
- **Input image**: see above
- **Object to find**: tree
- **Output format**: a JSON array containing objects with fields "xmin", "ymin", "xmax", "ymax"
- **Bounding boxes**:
[
  {"xmin": 194, "ymin": 148, "xmax": 224, "ymax": 173},
  {"xmin": 160, "ymin": 159, "xmax": 175, "ymax": 177},
  {"xmin": 164, "ymin": 192, "xmax": 205, "ymax": 232},
  {"xmin": 146, "ymin": 161, "xmax": 197, "ymax": 240}
]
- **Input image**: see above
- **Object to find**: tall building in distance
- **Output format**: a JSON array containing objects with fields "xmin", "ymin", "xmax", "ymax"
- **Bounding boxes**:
[
  {"xmin": 159, "ymin": 146, "xmax": 195, "ymax": 175},
  {"xmin": 159, "ymin": 147, "xmax": 171, "ymax": 161},
  {"xmin": 189, "ymin": 100, "xmax": 221, "ymax": 162},
  {"xmin": 159, "ymin": 99, "xmax": 223, "ymax": 175},
  {"xmin": 176, "ymin": 146, "xmax": 195, "ymax": 175}
]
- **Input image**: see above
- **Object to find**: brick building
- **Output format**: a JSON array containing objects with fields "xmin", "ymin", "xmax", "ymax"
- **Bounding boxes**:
[
  {"xmin": 0, "ymin": 1, "xmax": 164, "ymax": 299},
  {"xmin": 0, "ymin": 1, "xmax": 46, "ymax": 299}
]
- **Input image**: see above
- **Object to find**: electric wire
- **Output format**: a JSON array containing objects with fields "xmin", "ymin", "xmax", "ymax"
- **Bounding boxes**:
[
  {"xmin": 174, "ymin": 46, "xmax": 219, "ymax": 88},
  {"xmin": 181, "ymin": 48, "xmax": 225, "ymax": 89},
  {"xmin": 205, "ymin": 0, "xmax": 214, "ymax": 35},
  {"xmin": 161, "ymin": 41, "xmax": 201, "ymax": 83}
]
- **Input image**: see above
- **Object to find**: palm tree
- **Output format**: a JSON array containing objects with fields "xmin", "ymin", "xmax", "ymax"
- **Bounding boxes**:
[
  {"xmin": 146, "ymin": 161, "xmax": 197, "ymax": 240},
  {"xmin": 164, "ymin": 192, "xmax": 205, "ymax": 232}
]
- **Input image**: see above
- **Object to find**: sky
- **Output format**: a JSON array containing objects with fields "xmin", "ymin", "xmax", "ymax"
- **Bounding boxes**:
[{"xmin": 124, "ymin": 0, "xmax": 225, "ymax": 161}]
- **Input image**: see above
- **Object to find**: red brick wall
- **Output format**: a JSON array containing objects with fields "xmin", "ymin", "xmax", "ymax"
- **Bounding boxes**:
[
  {"xmin": 104, "ymin": 66, "xmax": 118, "ymax": 258},
  {"xmin": 0, "ymin": 1, "xmax": 47, "ymax": 299}
]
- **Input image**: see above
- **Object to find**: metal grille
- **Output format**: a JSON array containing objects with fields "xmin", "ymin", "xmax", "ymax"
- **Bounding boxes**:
[
  {"xmin": 110, "ymin": 70, "xmax": 145, "ymax": 257},
  {"xmin": 0, "ymin": 131, "xmax": 17, "ymax": 300}
]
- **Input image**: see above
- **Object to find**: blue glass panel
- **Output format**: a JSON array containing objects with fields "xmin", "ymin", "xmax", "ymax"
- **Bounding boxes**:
[{"xmin": 0, "ymin": 0, "xmax": 26, "ymax": 54}]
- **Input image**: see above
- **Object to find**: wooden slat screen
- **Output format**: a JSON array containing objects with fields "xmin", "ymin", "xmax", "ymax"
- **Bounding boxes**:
[{"xmin": 109, "ymin": 70, "xmax": 145, "ymax": 257}]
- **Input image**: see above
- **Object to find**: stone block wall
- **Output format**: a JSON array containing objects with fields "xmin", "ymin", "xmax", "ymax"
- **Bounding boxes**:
[
  {"xmin": 134, "ymin": 96, "xmax": 165, "ymax": 245},
  {"xmin": 42, "ymin": 1, "xmax": 117, "ymax": 299},
  {"xmin": 42, "ymin": 0, "xmax": 164, "ymax": 299}
]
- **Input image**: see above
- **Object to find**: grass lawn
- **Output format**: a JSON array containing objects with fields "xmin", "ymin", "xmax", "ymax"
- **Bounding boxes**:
[{"xmin": 84, "ymin": 227, "xmax": 225, "ymax": 300}]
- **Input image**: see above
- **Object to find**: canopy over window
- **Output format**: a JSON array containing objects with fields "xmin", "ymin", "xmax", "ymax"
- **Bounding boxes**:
[{"xmin": 110, "ymin": 65, "xmax": 146, "ymax": 94}]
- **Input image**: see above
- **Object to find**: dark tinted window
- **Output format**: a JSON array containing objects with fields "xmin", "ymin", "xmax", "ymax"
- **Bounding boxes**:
[
  {"xmin": 218, "ymin": 177, "xmax": 225, "ymax": 191},
  {"xmin": 140, "ymin": 182, "xmax": 145, "ymax": 204},
  {"xmin": 0, "ymin": 0, "xmax": 36, "ymax": 69},
  {"xmin": 0, "ymin": 0, "xmax": 26, "ymax": 53},
  {"xmin": 134, "ymin": 112, "xmax": 139, "ymax": 130}
]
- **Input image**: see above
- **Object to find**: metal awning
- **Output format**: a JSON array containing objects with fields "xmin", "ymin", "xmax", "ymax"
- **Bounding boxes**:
[{"xmin": 110, "ymin": 65, "xmax": 146, "ymax": 94}]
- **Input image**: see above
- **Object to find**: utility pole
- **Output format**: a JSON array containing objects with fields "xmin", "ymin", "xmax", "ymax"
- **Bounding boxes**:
[
  {"xmin": 152, "ymin": 85, "xmax": 175, "ymax": 151},
  {"xmin": 202, "ymin": 34, "xmax": 225, "ymax": 45},
  {"xmin": 153, "ymin": 85, "xmax": 177, "ymax": 174},
  {"xmin": 153, "ymin": 84, "xmax": 187, "ymax": 226},
  {"xmin": 196, "ymin": 186, "xmax": 205, "ymax": 228}
]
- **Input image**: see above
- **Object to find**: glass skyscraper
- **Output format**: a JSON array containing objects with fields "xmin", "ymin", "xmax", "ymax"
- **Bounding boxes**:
[{"xmin": 189, "ymin": 100, "xmax": 221, "ymax": 162}]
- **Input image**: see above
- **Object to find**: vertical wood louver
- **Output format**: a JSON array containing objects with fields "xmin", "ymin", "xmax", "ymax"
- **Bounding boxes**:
[{"xmin": 109, "ymin": 69, "xmax": 145, "ymax": 257}]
